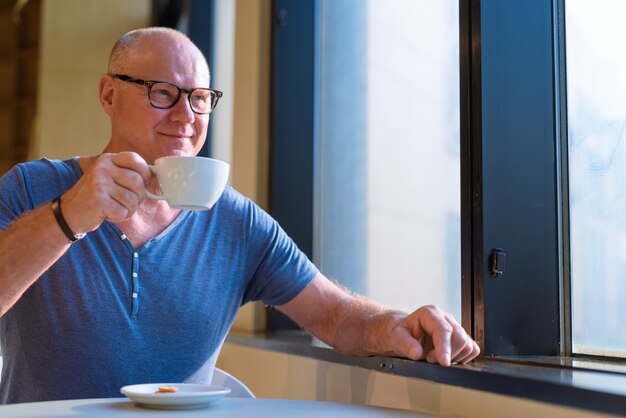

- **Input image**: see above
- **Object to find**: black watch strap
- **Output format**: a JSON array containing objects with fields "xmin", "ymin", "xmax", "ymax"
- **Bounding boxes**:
[{"xmin": 51, "ymin": 196, "xmax": 85, "ymax": 242}]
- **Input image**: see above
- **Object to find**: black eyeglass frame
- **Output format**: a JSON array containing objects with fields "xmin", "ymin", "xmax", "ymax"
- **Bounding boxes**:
[{"xmin": 112, "ymin": 74, "xmax": 223, "ymax": 114}]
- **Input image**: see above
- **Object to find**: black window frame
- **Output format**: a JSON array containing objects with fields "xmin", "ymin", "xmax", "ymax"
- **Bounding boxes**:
[
  {"xmin": 267, "ymin": 0, "xmax": 316, "ymax": 329},
  {"xmin": 462, "ymin": 0, "xmax": 565, "ymax": 357}
]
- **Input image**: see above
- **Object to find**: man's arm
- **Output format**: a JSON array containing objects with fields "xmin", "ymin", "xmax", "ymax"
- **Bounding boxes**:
[
  {"xmin": 0, "ymin": 204, "xmax": 74, "ymax": 316},
  {"xmin": 278, "ymin": 273, "xmax": 480, "ymax": 366},
  {"xmin": 0, "ymin": 152, "xmax": 152, "ymax": 316}
]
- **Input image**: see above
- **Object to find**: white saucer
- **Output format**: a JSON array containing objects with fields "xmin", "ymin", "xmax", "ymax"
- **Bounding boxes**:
[{"xmin": 120, "ymin": 383, "xmax": 231, "ymax": 410}]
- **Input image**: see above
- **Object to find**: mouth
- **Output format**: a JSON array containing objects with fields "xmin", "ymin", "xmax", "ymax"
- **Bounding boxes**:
[{"xmin": 158, "ymin": 132, "xmax": 193, "ymax": 140}]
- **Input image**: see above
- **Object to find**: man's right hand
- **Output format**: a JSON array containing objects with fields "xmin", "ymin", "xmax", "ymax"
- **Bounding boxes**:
[{"xmin": 58, "ymin": 152, "xmax": 153, "ymax": 235}]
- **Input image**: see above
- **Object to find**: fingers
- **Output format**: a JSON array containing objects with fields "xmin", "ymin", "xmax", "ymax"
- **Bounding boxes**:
[
  {"xmin": 389, "ymin": 325, "xmax": 425, "ymax": 361},
  {"xmin": 60, "ymin": 152, "xmax": 152, "ymax": 230},
  {"xmin": 403, "ymin": 305, "xmax": 480, "ymax": 367},
  {"xmin": 110, "ymin": 152, "xmax": 153, "ymax": 184},
  {"xmin": 100, "ymin": 153, "xmax": 152, "ymax": 221},
  {"xmin": 445, "ymin": 313, "xmax": 480, "ymax": 364},
  {"xmin": 109, "ymin": 159, "xmax": 151, "ymax": 207},
  {"xmin": 414, "ymin": 305, "xmax": 454, "ymax": 366},
  {"xmin": 454, "ymin": 337, "xmax": 481, "ymax": 364}
]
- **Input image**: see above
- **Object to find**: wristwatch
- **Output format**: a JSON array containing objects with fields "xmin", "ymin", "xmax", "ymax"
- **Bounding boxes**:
[{"xmin": 51, "ymin": 196, "xmax": 86, "ymax": 242}]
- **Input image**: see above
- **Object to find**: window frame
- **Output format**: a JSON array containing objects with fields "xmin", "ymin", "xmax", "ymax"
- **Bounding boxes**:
[
  {"xmin": 461, "ymin": 0, "xmax": 566, "ymax": 356},
  {"xmin": 185, "ymin": 0, "xmax": 217, "ymax": 158},
  {"xmin": 268, "ymin": 0, "xmax": 316, "ymax": 329}
]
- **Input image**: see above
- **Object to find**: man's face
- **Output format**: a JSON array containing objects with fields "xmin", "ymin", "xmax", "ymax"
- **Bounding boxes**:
[{"xmin": 106, "ymin": 34, "xmax": 211, "ymax": 164}]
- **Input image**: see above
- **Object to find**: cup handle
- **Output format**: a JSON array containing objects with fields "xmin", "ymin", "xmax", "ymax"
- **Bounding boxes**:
[{"xmin": 144, "ymin": 165, "xmax": 166, "ymax": 201}]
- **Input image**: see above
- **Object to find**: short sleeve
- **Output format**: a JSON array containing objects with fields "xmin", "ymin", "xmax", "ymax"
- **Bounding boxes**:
[
  {"xmin": 240, "ymin": 199, "xmax": 318, "ymax": 306},
  {"xmin": 0, "ymin": 158, "xmax": 81, "ymax": 230},
  {"xmin": 0, "ymin": 165, "xmax": 31, "ymax": 230}
]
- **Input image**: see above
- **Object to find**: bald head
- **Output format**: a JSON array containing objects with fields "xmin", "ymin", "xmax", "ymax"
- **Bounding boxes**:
[{"xmin": 108, "ymin": 27, "xmax": 210, "ymax": 79}]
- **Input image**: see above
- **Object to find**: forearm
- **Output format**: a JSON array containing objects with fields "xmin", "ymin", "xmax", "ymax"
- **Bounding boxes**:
[
  {"xmin": 0, "ymin": 202, "xmax": 71, "ymax": 315},
  {"xmin": 281, "ymin": 275, "xmax": 480, "ymax": 364},
  {"xmin": 279, "ymin": 274, "xmax": 406, "ymax": 356},
  {"xmin": 327, "ymin": 296, "xmax": 406, "ymax": 356}
]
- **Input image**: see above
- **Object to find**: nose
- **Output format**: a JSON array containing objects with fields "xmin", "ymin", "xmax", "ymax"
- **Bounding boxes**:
[{"xmin": 169, "ymin": 92, "xmax": 195, "ymax": 123}]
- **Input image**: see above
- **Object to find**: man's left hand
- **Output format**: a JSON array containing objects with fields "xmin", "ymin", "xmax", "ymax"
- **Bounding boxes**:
[{"xmin": 388, "ymin": 305, "xmax": 480, "ymax": 366}]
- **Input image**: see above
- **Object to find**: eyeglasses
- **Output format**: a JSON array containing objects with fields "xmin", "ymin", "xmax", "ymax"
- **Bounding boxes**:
[{"xmin": 112, "ymin": 74, "xmax": 223, "ymax": 114}]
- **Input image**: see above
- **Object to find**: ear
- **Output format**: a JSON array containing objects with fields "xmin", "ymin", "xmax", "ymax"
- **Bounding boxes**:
[{"xmin": 99, "ymin": 74, "xmax": 115, "ymax": 117}]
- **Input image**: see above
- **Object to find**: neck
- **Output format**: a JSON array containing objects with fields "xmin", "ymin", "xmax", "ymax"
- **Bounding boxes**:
[
  {"xmin": 77, "ymin": 154, "xmax": 181, "ymax": 248},
  {"xmin": 115, "ymin": 200, "xmax": 181, "ymax": 248}
]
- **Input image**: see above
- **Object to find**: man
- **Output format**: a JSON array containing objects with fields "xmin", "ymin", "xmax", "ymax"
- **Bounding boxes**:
[{"xmin": 0, "ymin": 27, "xmax": 479, "ymax": 404}]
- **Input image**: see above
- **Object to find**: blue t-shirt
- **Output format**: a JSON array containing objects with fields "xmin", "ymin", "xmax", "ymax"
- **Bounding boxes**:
[{"xmin": 0, "ymin": 158, "xmax": 318, "ymax": 404}]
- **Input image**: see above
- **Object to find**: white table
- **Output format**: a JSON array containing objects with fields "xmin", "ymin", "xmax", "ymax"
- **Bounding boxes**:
[{"xmin": 0, "ymin": 397, "xmax": 433, "ymax": 417}]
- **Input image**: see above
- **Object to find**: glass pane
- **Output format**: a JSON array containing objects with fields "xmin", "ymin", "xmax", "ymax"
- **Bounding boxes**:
[
  {"xmin": 567, "ymin": 0, "xmax": 626, "ymax": 356},
  {"xmin": 316, "ymin": 0, "xmax": 460, "ymax": 318}
]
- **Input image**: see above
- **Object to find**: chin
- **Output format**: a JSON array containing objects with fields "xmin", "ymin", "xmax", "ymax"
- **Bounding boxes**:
[{"xmin": 160, "ymin": 149, "xmax": 195, "ymax": 157}]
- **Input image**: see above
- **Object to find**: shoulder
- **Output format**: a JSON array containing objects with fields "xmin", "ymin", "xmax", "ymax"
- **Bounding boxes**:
[
  {"xmin": 209, "ymin": 186, "xmax": 279, "ymax": 233},
  {"xmin": 214, "ymin": 186, "xmax": 263, "ymax": 216},
  {"xmin": 0, "ymin": 158, "xmax": 81, "ymax": 209},
  {"xmin": 15, "ymin": 157, "xmax": 80, "ymax": 182},
  {"xmin": 218, "ymin": 186, "xmax": 248, "ymax": 205}
]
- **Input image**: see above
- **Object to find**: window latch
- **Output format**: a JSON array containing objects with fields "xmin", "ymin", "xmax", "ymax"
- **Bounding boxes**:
[{"xmin": 489, "ymin": 248, "xmax": 506, "ymax": 277}]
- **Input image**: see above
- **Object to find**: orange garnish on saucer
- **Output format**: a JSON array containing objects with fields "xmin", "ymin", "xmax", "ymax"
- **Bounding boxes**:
[{"xmin": 156, "ymin": 386, "xmax": 179, "ymax": 393}]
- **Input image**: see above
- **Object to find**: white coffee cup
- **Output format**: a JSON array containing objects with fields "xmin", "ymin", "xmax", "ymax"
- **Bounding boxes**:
[{"xmin": 145, "ymin": 156, "xmax": 230, "ymax": 210}]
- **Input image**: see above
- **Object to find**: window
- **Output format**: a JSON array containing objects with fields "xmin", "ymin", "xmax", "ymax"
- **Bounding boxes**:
[
  {"xmin": 264, "ymin": 0, "xmax": 626, "ymax": 413},
  {"xmin": 271, "ymin": 0, "xmax": 626, "ymax": 362},
  {"xmin": 270, "ymin": 0, "xmax": 461, "ymax": 325},
  {"xmin": 315, "ymin": 0, "xmax": 461, "ymax": 317},
  {"xmin": 271, "ymin": 0, "xmax": 561, "ymax": 347},
  {"xmin": 566, "ymin": 0, "xmax": 626, "ymax": 357},
  {"xmin": 270, "ymin": 0, "xmax": 462, "ymax": 324}
]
